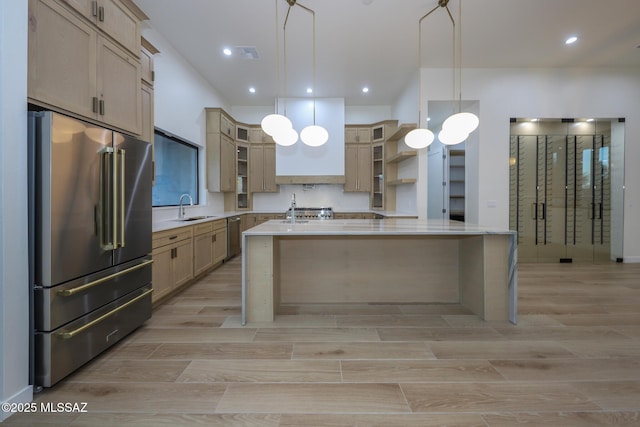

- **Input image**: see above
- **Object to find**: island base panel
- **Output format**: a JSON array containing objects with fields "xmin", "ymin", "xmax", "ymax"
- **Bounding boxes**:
[{"xmin": 278, "ymin": 236, "xmax": 460, "ymax": 304}]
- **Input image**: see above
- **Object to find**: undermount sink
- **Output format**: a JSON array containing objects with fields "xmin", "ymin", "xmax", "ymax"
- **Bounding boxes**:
[{"xmin": 174, "ymin": 215, "xmax": 216, "ymax": 222}]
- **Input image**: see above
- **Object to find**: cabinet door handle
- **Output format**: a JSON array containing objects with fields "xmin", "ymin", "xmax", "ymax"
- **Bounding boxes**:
[
  {"xmin": 92, "ymin": 0, "xmax": 98, "ymax": 17},
  {"xmin": 531, "ymin": 203, "xmax": 537, "ymax": 220},
  {"xmin": 99, "ymin": 100, "xmax": 105, "ymax": 116},
  {"xmin": 92, "ymin": 97, "xmax": 98, "ymax": 113},
  {"xmin": 98, "ymin": 6, "xmax": 105, "ymax": 22}
]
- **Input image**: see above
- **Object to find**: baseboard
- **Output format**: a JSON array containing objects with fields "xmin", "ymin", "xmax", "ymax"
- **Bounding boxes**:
[
  {"xmin": 621, "ymin": 256, "xmax": 640, "ymax": 263},
  {"xmin": 0, "ymin": 385, "xmax": 33, "ymax": 422}
]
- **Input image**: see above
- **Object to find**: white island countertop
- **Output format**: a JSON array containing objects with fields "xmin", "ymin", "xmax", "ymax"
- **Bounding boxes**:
[{"xmin": 243, "ymin": 218, "xmax": 516, "ymax": 237}]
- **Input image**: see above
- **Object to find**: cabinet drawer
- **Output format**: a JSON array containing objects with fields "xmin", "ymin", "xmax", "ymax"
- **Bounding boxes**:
[
  {"xmin": 193, "ymin": 222, "xmax": 214, "ymax": 236},
  {"xmin": 152, "ymin": 227, "xmax": 193, "ymax": 249},
  {"xmin": 256, "ymin": 214, "xmax": 284, "ymax": 221},
  {"xmin": 212, "ymin": 219, "xmax": 227, "ymax": 231}
]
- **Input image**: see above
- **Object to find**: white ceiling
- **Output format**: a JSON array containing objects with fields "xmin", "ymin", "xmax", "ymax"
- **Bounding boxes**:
[{"xmin": 135, "ymin": 0, "xmax": 640, "ymax": 107}]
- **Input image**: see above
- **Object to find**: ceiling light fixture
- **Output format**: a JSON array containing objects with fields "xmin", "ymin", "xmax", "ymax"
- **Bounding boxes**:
[
  {"xmin": 261, "ymin": 0, "xmax": 328, "ymax": 147},
  {"xmin": 261, "ymin": 0, "xmax": 293, "ymax": 141},
  {"xmin": 223, "ymin": 47, "xmax": 232, "ymax": 56},
  {"xmin": 407, "ymin": 0, "xmax": 479, "ymax": 148},
  {"xmin": 565, "ymin": 36, "xmax": 578, "ymax": 45},
  {"xmin": 362, "ymin": 87, "xmax": 369, "ymax": 93},
  {"xmin": 249, "ymin": 87, "xmax": 256, "ymax": 93}
]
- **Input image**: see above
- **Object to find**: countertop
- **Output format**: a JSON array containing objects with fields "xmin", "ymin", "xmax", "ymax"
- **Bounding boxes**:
[
  {"xmin": 243, "ymin": 218, "xmax": 516, "ymax": 237},
  {"xmin": 152, "ymin": 210, "xmax": 417, "ymax": 233}
]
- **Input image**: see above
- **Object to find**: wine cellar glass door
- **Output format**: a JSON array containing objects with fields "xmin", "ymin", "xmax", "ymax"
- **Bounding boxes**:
[
  {"xmin": 510, "ymin": 123, "xmax": 612, "ymax": 263},
  {"xmin": 510, "ymin": 135, "xmax": 567, "ymax": 262}
]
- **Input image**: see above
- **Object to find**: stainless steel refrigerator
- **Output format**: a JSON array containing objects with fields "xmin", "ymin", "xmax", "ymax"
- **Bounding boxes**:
[{"xmin": 28, "ymin": 111, "xmax": 153, "ymax": 387}]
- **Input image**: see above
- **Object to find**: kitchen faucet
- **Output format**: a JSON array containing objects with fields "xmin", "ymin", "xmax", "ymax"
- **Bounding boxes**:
[
  {"xmin": 178, "ymin": 193, "xmax": 193, "ymax": 219},
  {"xmin": 290, "ymin": 193, "xmax": 296, "ymax": 225}
]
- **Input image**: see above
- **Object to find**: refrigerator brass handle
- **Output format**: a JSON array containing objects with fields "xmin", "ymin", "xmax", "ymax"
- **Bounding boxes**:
[
  {"xmin": 57, "ymin": 259, "xmax": 153, "ymax": 297},
  {"xmin": 100, "ymin": 147, "xmax": 115, "ymax": 250},
  {"xmin": 57, "ymin": 288, "xmax": 153, "ymax": 340},
  {"xmin": 540, "ymin": 203, "xmax": 546, "ymax": 220},
  {"xmin": 111, "ymin": 144, "xmax": 119, "ymax": 249},
  {"xmin": 598, "ymin": 203, "xmax": 603, "ymax": 219},
  {"xmin": 118, "ymin": 149, "xmax": 126, "ymax": 248}
]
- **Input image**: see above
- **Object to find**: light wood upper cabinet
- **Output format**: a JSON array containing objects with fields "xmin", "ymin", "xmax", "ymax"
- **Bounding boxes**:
[
  {"xmin": 97, "ymin": 36, "xmax": 141, "ymax": 134},
  {"xmin": 206, "ymin": 109, "xmax": 237, "ymax": 192},
  {"xmin": 249, "ymin": 141, "xmax": 277, "ymax": 193},
  {"xmin": 344, "ymin": 143, "xmax": 372, "ymax": 192},
  {"xmin": 249, "ymin": 126, "xmax": 277, "ymax": 193},
  {"xmin": 28, "ymin": 0, "xmax": 98, "ymax": 120},
  {"xmin": 205, "ymin": 132, "xmax": 236, "ymax": 192},
  {"xmin": 140, "ymin": 80, "xmax": 153, "ymax": 143},
  {"xmin": 140, "ymin": 37, "xmax": 158, "ymax": 86},
  {"xmin": 60, "ymin": 0, "xmax": 142, "ymax": 56},
  {"xmin": 28, "ymin": 0, "xmax": 143, "ymax": 136},
  {"xmin": 249, "ymin": 127, "xmax": 274, "ymax": 144},
  {"xmin": 345, "ymin": 127, "xmax": 372, "ymax": 144}
]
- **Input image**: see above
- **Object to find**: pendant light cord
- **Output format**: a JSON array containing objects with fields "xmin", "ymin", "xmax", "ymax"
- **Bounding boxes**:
[
  {"xmin": 284, "ymin": 1, "xmax": 318, "ymax": 126},
  {"xmin": 418, "ymin": 4, "xmax": 440, "ymax": 129},
  {"xmin": 458, "ymin": 0, "xmax": 463, "ymax": 113},
  {"xmin": 274, "ymin": 0, "xmax": 280, "ymax": 115}
]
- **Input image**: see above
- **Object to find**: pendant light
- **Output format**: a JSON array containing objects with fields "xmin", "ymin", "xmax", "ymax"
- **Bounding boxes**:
[
  {"xmin": 261, "ymin": 0, "xmax": 295, "ymax": 145},
  {"xmin": 441, "ymin": 0, "xmax": 478, "ymax": 145},
  {"xmin": 406, "ymin": 0, "xmax": 478, "ymax": 148},
  {"xmin": 297, "ymin": 1, "xmax": 328, "ymax": 147},
  {"xmin": 262, "ymin": 0, "xmax": 328, "ymax": 147},
  {"xmin": 404, "ymin": 6, "xmax": 436, "ymax": 150}
]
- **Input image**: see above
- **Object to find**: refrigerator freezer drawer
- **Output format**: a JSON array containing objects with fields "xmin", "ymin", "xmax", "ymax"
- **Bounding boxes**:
[
  {"xmin": 34, "ymin": 285, "xmax": 152, "ymax": 387},
  {"xmin": 34, "ymin": 256, "xmax": 152, "ymax": 331}
]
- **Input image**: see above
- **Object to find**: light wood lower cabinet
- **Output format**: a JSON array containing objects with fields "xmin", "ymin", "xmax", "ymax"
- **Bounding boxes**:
[
  {"xmin": 213, "ymin": 221, "xmax": 228, "ymax": 264},
  {"xmin": 193, "ymin": 222, "xmax": 215, "ymax": 277},
  {"xmin": 153, "ymin": 219, "xmax": 228, "ymax": 304},
  {"xmin": 151, "ymin": 226, "xmax": 193, "ymax": 303}
]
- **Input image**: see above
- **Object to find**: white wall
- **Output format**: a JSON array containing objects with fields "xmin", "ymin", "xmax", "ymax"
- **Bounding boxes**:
[
  {"xmin": 422, "ymin": 67, "xmax": 640, "ymax": 260},
  {"xmin": 141, "ymin": 24, "xmax": 230, "ymax": 218},
  {"xmin": 345, "ymin": 106, "xmax": 393, "ymax": 124},
  {"xmin": 0, "ymin": 1, "xmax": 32, "ymax": 421}
]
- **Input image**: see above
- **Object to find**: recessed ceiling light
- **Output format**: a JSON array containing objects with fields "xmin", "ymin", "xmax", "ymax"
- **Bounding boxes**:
[
  {"xmin": 362, "ymin": 87, "xmax": 369, "ymax": 93},
  {"xmin": 565, "ymin": 36, "xmax": 578, "ymax": 45},
  {"xmin": 249, "ymin": 87, "xmax": 256, "ymax": 93},
  {"xmin": 306, "ymin": 88, "xmax": 313, "ymax": 94},
  {"xmin": 223, "ymin": 47, "xmax": 232, "ymax": 56}
]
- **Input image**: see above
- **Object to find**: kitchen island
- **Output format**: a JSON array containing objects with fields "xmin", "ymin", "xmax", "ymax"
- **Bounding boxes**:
[{"xmin": 242, "ymin": 219, "xmax": 517, "ymax": 325}]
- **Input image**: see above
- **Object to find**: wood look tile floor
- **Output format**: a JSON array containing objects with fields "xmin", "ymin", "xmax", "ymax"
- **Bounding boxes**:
[{"xmin": 6, "ymin": 259, "xmax": 640, "ymax": 426}]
